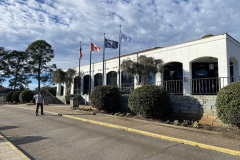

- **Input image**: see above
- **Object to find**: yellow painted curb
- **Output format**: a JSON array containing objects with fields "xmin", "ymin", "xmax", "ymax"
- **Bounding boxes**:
[
  {"xmin": 4, "ymin": 105, "xmax": 240, "ymax": 156},
  {"xmin": 0, "ymin": 134, "xmax": 30, "ymax": 160},
  {"xmin": 63, "ymin": 114, "xmax": 240, "ymax": 156}
]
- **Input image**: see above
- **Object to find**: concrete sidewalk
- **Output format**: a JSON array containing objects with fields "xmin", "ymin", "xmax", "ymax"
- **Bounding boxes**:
[
  {"xmin": 2, "ymin": 104, "xmax": 240, "ymax": 159},
  {"xmin": 0, "ymin": 132, "xmax": 29, "ymax": 160}
]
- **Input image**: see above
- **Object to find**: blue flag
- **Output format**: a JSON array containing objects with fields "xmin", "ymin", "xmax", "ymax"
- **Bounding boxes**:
[{"xmin": 105, "ymin": 38, "xmax": 118, "ymax": 49}]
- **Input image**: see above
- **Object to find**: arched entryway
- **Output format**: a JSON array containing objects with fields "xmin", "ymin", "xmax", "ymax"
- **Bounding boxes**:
[
  {"xmin": 191, "ymin": 57, "xmax": 218, "ymax": 94},
  {"xmin": 83, "ymin": 75, "xmax": 90, "ymax": 94},
  {"xmin": 74, "ymin": 76, "xmax": 81, "ymax": 94},
  {"xmin": 163, "ymin": 62, "xmax": 183, "ymax": 94},
  {"xmin": 94, "ymin": 73, "xmax": 102, "ymax": 86},
  {"xmin": 107, "ymin": 71, "xmax": 117, "ymax": 86}
]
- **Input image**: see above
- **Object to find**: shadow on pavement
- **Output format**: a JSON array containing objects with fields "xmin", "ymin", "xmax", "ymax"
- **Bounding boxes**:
[
  {"xmin": 0, "ymin": 132, "xmax": 36, "ymax": 160},
  {"xmin": 11, "ymin": 136, "xmax": 48, "ymax": 145},
  {"xmin": 0, "ymin": 126, "xmax": 19, "ymax": 131},
  {"xmin": 64, "ymin": 113, "xmax": 94, "ymax": 116}
]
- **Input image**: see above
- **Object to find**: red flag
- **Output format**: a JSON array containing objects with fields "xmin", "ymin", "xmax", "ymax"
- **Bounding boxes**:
[
  {"xmin": 79, "ymin": 47, "xmax": 83, "ymax": 59},
  {"xmin": 90, "ymin": 43, "xmax": 101, "ymax": 52}
]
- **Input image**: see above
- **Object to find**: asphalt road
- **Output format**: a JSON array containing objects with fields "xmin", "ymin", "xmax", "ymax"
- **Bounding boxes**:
[{"xmin": 0, "ymin": 105, "xmax": 239, "ymax": 160}]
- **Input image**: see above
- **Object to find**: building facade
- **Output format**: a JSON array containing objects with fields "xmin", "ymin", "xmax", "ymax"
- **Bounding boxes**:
[{"xmin": 56, "ymin": 33, "xmax": 240, "ymax": 103}]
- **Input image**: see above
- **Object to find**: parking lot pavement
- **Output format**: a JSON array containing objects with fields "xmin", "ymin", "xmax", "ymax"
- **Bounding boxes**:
[{"xmin": 2, "ymin": 104, "xmax": 240, "ymax": 157}]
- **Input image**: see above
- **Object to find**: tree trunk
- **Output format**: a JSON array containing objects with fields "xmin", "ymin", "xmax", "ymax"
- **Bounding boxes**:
[{"xmin": 38, "ymin": 61, "xmax": 41, "ymax": 91}]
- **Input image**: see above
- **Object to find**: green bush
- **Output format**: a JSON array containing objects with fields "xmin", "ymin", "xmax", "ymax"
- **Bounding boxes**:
[
  {"xmin": 65, "ymin": 94, "xmax": 81, "ymax": 104},
  {"xmin": 74, "ymin": 94, "xmax": 82, "ymax": 103},
  {"xmin": 65, "ymin": 94, "xmax": 74, "ymax": 104},
  {"xmin": 128, "ymin": 85, "xmax": 170, "ymax": 118},
  {"xmin": 12, "ymin": 91, "xmax": 21, "ymax": 103},
  {"xmin": 19, "ymin": 90, "xmax": 34, "ymax": 103},
  {"xmin": 48, "ymin": 87, "xmax": 56, "ymax": 96},
  {"xmin": 41, "ymin": 86, "xmax": 56, "ymax": 96},
  {"xmin": 216, "ymin": 81, "xmax": 240, "ymax": 126},
  {"xmin": 201, "ymin": 34, "xmax": 214, "ymax": 39},
  {"xmin": 90, "ymin": 85, "xmax": 121, "ymax": 112},
  {"xmin": 6, "ymin": 91, "xmax": 14, "ymax": 103}
]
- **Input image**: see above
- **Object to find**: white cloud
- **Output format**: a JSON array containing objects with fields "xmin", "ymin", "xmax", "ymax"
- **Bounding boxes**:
[{"xmin": 1, "ymin": 0, "xmax": 240, "ymax": 75}]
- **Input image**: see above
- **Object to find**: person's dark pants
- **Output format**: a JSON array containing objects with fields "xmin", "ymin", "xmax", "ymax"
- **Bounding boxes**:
[{"xmin": 36, "ymin": 103, "xmax": 43, "ymax": 114}]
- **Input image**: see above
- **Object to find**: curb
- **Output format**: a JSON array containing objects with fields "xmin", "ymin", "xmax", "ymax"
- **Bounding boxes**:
[
  {"xmin": 62, "ymin": 114, "xmax": 240, "ymax": 156},
  {"xmin": 4, "ymin": 105, "xmax": 240, "ymax": 157},
  {"xmin": 0, "ymin": 133, "xmax": 30, "ymax": 160}
]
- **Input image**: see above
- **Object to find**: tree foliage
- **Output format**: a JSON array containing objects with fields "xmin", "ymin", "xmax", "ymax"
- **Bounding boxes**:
[
  {"xmin": 26, "ymin": 40, "xmax": 56, "ymax": 91},
  {"xmin": 12, "ymin": 91, "xmax": 21, "ymax": 103},
  {"xmin": 121, "ymin": 55, "xmax": 163, "ymax": 84},
  {"xmin": 41, "ymin": 85, "xmax": 57, "ymax": 96},
  {"xmin": 0, "ymin": 47, "xmax": 10, "ymax": 84},
  {"xmin": 65, "ymin": 68, "xmax": 76, "ymax": 89},
  {"xmin": 201, "ymin": 34, "xmax": 214, "ymax": 39},
  {"xmin": 52, "ymin": 68, "xmax": 76, "ymax": 95},
  {"xmin": 3, "ymin": 50, "xmax": 31, "ymax": 90},
  {"xmin": 52, "ymin": 68, "xmax": 66, "ymax": 84},
  {"xmin": 6, "ymin": 91, "xmax": 14, "ymax": 103}
]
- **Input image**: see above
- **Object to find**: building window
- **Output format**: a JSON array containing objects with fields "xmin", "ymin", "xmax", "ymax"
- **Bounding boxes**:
[
  {"xmin": 94, "ymin": 73, "xmax": 102, "ymax": 86},
  {"xmin": 107, "ymin": 71, "xmax": 117, "ymax": 86}
]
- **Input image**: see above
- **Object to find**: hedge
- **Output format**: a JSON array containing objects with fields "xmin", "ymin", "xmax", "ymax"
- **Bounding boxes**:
[
  {"xmin": 19, "ymin": 90, "xmax": 34, "ymax": 103},
  {"xmin": 6, "ymin": 91, "xmax": 14, "ymax": 103},
  {"xmin": 12, "ymin": 91, "xmax": 21, "ymax": 103},
  {"xmin": 90, "ymin": 85, "xmax": 121, "ymax": 112},
  {"xmin": 65, "ymin": 94, "xmax": 82, "ymax": 104},
  {"xmin": 216, "ymin": 81, "xmax": 240, "ymax": 126},
  {"xmin": 128, "ymin": 85, "xmax": 170, "ymax": 118}
]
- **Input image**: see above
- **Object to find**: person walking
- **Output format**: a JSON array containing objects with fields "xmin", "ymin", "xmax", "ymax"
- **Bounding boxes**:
[{"xmin": 34, "ymin": 91, "xmax": 46, "ymax": 116}]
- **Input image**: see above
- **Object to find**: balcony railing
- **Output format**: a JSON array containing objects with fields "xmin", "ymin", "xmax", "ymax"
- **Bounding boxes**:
[
  {"xmin": 191, "ymin": 77, "xmax": 219, "ymax": 95},
  {"xmin": 120, "ymin": 83, "xmax": 134, "ymax": 95},
  {"xmin": 163, "ymin": 80, "xmax": 183, "ymax": 95},
  {"xmin": 119, "ymin": 76, "xmax": 240, "ymax": 95},
  {"xmin": 191, "ymin": 76, "xmax": 240, "ymax": 95}
]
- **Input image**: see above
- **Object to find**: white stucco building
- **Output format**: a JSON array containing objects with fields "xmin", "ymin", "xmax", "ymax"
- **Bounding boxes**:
[{"xmin": 56, "ymin": 33, "xmax": 240, "ymax": 102}]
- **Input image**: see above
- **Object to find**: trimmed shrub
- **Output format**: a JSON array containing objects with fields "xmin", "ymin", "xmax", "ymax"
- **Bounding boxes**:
[
  {"xmin": 128, "ymin": 85, "xmax": 170, "ymax": 118},
  {"xmin": 65, "ymin": 94, "xmax": 81, "ymax": 104},
  {"xmin": 19, "ymin": 90, "xmax": 34, "ymax": 103},
  {"xmin": 6, "ymin": 91, "xmax": 14, "ymax": 103},
  {"xmin": 90, "ymin": 85, "xmax": 121, "ymax": 112},
  {"xmin": 216, "ymin": 81, "xmax": 240, "ymax": 126},
  {"xmin": 41, "ymin": 86, "xmax": 56, "ymax": 96},
  {"xmin": 48, "ymin": 87, "xmax": 56, "ymax": 96},
  {"xmin": 12, "ymin": 91, "xmax": 21, "ymax": 103},
  {"xmin": 74, "ymin": 94, "xmax": 82, "ymax": 103},
  {"xmin": 65, "ymin": 94, "xmax": 74, "ymax": 104}
]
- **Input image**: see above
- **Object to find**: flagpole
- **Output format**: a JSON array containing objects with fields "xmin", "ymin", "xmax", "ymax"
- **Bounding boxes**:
[
  {"xmin": 79, "ymin": 41, "xmax": 81, "ymax": 95},
  {"xmin": 103, "ymin": 33, "xmax": 106, "ymax": 86},
  {"xmin": 89, "ymin": 38, "xmax": 92, "ymax": 96},
  {"xmin": 119, "ymin": 25, "xmax": 121, "ymax": 89}
]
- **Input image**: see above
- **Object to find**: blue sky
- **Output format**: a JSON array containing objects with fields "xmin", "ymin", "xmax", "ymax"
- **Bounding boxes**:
[{"xmin": 1, "ymin": 0, "xmax": 240, "ymax": 89}]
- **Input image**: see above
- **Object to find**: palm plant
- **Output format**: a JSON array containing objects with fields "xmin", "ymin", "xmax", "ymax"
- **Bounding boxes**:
[
  {"xmin": 52, "ymin": 68, "xmax": 66, "ymax": 85},
  {"xmin": 52, "ymin": 68, "xmax": 76, "ymax": 95},
  {"xmin": 121, "ymin": 55, "xmax": 163, "ymax": 84},
  {"xmin": 65, "ymin": 68, "xmax": 76, "ymax": 89}
]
